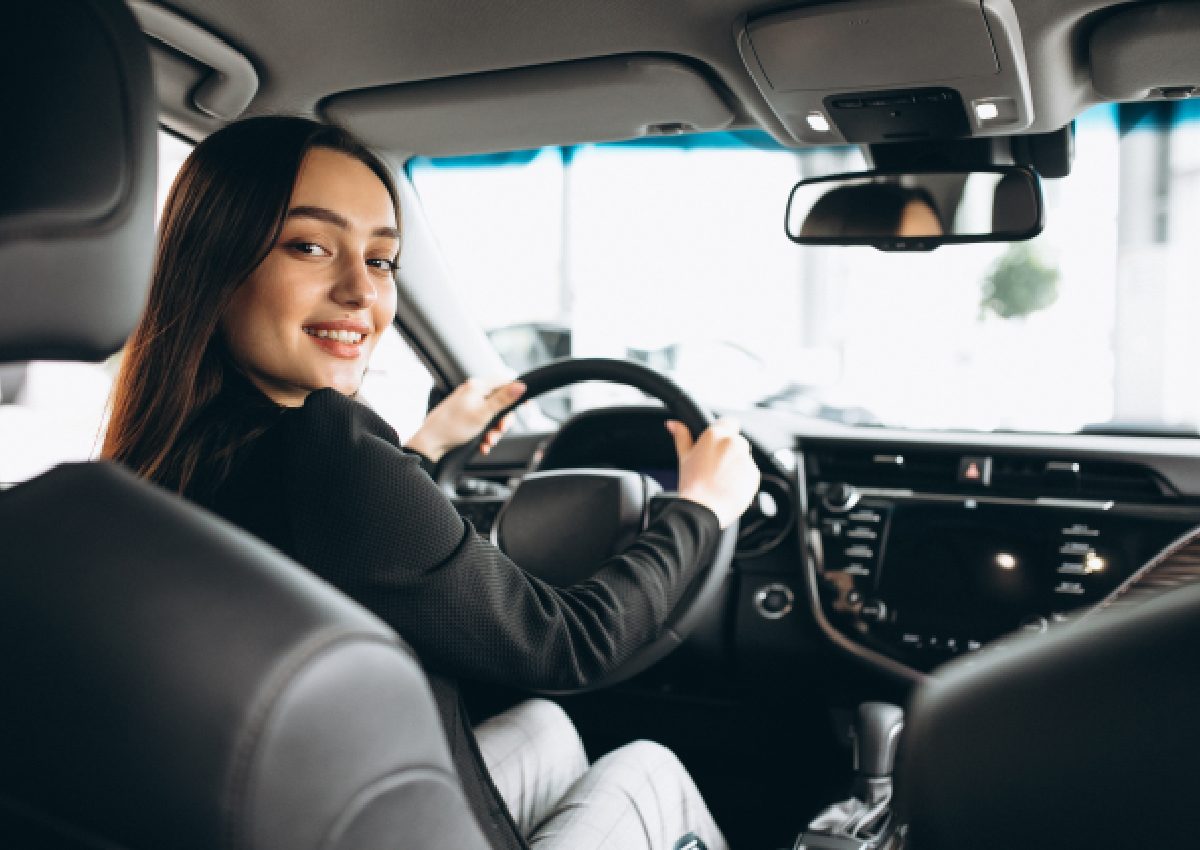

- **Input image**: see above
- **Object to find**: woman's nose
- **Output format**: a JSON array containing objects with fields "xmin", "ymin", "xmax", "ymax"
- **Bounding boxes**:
[{"xmin": 332, "ymin": 258, "xmax": 379, "ymax": 308}]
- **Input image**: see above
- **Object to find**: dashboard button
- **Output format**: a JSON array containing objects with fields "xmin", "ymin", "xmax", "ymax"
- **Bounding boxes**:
[
  {"xmin": 822, "ymin": 518, "xmax": 846, "ymax": 537},
  {"xmin": 958, "ymin": 455, "xmax": 993, "ymax": 486},
  {"xmin": 1054, "ymin": 581, "xmax": 1086, "ymax": 596},
  {"xmin": 860, "ymin": 598, "xmax": 888, "ymax": 623},
  {"xmin": 845, "ymin": 545, "xmax": 875, "ymax": 560},
  {"xmin": 753, "ymin": 583, "xmax": 794, "ymax": 620}
]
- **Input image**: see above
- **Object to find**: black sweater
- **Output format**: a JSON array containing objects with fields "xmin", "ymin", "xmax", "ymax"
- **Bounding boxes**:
[{"xmin": 186, "ymin": 381, "xmax": 722, "ymax": 849}]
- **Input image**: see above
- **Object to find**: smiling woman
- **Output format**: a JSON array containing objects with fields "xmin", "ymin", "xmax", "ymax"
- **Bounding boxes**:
[{"xmin": 100, "ymin": 115, "xmax": 759, "ymax": 850}]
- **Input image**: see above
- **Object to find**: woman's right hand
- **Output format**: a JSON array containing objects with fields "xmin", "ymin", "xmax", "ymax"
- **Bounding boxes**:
[{"xmin": 665, "ymin": 418, "xmax": 761, "ymax": 529}]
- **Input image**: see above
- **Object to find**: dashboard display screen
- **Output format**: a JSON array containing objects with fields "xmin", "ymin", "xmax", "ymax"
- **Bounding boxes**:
[{"xmin": 878, "ymin": 503, "xmax": 1112, "ymax": 640}]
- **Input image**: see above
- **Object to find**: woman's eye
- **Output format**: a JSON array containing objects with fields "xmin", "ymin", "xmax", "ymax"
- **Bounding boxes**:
[
  {"xmin": 286, "ymin": 241, "xmax": 329, "ymax": 257},
  {"xmin": 368, "ymin": 258, "xmax": 399, "ymax": 272}
]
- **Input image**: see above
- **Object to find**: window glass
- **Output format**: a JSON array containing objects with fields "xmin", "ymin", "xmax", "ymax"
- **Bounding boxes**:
[
  {"xmin": 358, "ymin": 326, "xmax": 434, "ymax": 442},
  {"xmin": 408, "ymin": 107, "xmax": 1200, "ymax": 435}
]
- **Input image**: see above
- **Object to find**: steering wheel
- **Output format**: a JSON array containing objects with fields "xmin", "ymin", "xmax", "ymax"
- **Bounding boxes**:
[{"xmin": 437, "ymin": 357, "xmax": 738, "ymax": 693}]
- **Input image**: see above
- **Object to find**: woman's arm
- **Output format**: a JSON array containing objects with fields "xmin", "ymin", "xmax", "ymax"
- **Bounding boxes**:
[{"xmin": 281, "ymin": 389, "xmax": 722, "ymax": 691}]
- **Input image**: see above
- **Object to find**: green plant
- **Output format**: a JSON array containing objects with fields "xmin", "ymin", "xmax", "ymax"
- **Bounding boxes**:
[{"xmin": 980, "ymin": 244, "xmax": 1060, "ymax": 320}]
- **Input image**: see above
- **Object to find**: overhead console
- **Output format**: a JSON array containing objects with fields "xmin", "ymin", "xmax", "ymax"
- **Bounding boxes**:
[
  {"xmin": 801, "ymin": 439, "xmax": 1200, "ymax": 682},
  {"xmin": 737, "ymin": 0, "xmax": 1034, "ymax": 145}
]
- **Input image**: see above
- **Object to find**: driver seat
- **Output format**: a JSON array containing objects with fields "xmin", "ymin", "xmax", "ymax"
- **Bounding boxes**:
[{"xmin": 0, "ymin": 3, "xmax": 488, "ymax": 849}]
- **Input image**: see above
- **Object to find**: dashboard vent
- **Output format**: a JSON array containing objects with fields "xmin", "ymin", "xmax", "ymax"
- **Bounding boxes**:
[
  {"xmin": 736, "ymin": 474, "xmax": 795, "ymax": 558},
  {"xmin": 806, "ymin": 447, "xmax": 959, "ymax": 491},
  {"xmin": 808, "ymin": 444, "xmax": 1174, "ymax": 502},
  {"xmin": 990, "ymin": 457, "xmax": 1171, "ymax": 500}
]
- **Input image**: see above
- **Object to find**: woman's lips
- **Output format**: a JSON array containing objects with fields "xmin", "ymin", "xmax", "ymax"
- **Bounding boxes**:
[{"xmin": 305, "ymin": 332, "xmax": 364, "ymax": 360}]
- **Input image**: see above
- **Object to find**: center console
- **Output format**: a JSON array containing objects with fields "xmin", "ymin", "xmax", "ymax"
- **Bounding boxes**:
[{"xmin": 804, "ymin": 442, "xmax": 1200, "ymax": 676}]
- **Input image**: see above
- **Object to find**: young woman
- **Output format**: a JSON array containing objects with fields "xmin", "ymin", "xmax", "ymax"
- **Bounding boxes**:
[{"xmin": 104, "ymin": 117, "xmax": 760, "ymax": 850}]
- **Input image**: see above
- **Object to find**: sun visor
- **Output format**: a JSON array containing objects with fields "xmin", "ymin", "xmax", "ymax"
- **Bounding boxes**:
[
  {"xmin": 321, "ymin": 55, "xmax": 736, "ymax": 157},
  {"xmin": 738, "ymin": 0, "xmax": 1033, "ymax": 145},
  {"xmin": 1090, "ymin": 3, "xmax": 1200, "ymax": 101}
]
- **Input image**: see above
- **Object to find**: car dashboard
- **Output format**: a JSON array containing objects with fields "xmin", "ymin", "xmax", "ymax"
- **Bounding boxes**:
[{"xmin": 456, "ymin": 407, "xmax": 1200, "ymax": 685}]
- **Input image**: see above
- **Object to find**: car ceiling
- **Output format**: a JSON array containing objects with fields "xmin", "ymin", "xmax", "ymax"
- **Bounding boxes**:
[{"xmin": 143, "ymin": 0, "xmax": 1191, "ymax": 157}]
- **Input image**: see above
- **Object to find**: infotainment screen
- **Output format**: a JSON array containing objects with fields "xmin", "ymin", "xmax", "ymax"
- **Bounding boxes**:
[{"xmin": 875, "ymin": 502, "xmax": 1140, "ymax": 641}]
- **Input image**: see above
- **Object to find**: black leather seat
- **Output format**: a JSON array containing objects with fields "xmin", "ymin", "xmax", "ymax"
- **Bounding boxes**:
[{"xmin": 0, "ymin": 3, "xmax": 488, "ymax": 849}]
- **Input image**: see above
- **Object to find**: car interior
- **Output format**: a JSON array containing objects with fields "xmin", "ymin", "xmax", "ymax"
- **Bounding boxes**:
[{"xmin": 4, "ymin": 0, "xmax": 1200, "ymax": 848}]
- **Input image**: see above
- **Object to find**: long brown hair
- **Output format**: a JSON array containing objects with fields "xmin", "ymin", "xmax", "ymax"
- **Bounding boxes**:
[{"xmin": 103, "ymin": 117, "xmax": 401, "ymax": 492}]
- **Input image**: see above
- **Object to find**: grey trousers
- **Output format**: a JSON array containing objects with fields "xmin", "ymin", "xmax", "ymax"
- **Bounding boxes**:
[{"xmin": 475, "ymin": 698, "xmax": 729, "ymax": 850}]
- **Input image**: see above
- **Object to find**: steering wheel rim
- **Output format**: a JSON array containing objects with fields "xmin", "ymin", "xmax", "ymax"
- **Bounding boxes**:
[{"xmin": 437, "ymin": 357, "xmax": 738, "ymax": 693}]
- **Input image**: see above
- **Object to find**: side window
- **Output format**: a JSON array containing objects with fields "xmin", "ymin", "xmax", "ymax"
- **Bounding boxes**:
[
  {"xmin": 0, "ymin": 130, "xmax": 193, "ymax": 486},
  {"xmin": 358, "ymin": 326, "xmax": 435, "ymax": 443}
]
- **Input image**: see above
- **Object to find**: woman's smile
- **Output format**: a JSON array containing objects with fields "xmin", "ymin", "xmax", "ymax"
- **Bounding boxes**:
[{"xmin": 302, "ymin": 320, "xmax": 371, "ymax": 359}]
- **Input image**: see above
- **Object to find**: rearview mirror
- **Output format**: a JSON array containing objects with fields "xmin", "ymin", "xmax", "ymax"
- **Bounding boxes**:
[{"xmin": 785, "ymin": 166, "xmax": 1043, "ymax": 251}]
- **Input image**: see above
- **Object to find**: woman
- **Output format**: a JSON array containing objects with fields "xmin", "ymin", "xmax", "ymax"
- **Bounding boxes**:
[{"xmin": 104, "ymin": 117, "xmax": 759, "ymax": 850}]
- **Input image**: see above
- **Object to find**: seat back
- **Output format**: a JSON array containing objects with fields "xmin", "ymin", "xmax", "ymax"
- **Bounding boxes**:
[{"xmin": 0, "ymin": 2, "xmax": 488, "ymax": 848}]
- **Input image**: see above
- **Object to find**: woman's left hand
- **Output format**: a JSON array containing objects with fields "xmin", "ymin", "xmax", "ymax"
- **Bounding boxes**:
[{"xmin": 404, "ymin": 376, "xmax": 526, "ymax": 462}]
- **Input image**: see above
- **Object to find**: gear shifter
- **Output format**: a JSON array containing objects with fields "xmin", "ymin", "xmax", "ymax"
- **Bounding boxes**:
[
  {"xmin": 794, "ymin": 702, "xmax": 904, "ymax": 850},
  {"xmin": 851, "ymin": 701, "xmax": 905, "ymax": 806}
]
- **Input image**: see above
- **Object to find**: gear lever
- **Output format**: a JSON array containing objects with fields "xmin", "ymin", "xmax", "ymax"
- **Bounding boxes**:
[
  {"xmin": 794, "ymin": 702, "xmax": 904, "ymax": 850},
  {"xmin": 851, "ymin": 702, "xmax": 905, "ymax": 807}
]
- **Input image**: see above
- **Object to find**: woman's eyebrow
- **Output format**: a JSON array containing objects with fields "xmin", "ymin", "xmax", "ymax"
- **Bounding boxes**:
[{"xmin": 286, "ymin": 205, "xmax": 400, "ymax": 240}]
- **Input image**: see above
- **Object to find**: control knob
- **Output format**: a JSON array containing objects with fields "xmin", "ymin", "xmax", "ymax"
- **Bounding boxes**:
[{"xmin": 822, "ymin": 482, "xmax": 860, "ymax": 513}]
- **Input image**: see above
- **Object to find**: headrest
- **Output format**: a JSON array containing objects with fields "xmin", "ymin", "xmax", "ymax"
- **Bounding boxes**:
[{"xmin": 0, "ymin": 0, "xmax": 157, "ymax": 363}]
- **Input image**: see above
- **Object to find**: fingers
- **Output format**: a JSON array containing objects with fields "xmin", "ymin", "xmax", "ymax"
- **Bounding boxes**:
[
  {"xmin": 483, "ymin": 379, "xmax": 526, "ymax": 413},
  {"xmin": 664, "ymin": 419, "xmax": 695, "ymax": 461},
  {"xmin": 480, "ymin": 411, "xmax": 515, "ymax": 455}
]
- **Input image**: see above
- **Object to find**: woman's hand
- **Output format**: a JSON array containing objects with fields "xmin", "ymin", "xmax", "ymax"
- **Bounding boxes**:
[
  {"xmin": 665, "ymin": 418, "xmax": 760, "ymax": 529},
  {"xmin": 404, "ymin": 377, "xmax": 526, "ymax": 463}
]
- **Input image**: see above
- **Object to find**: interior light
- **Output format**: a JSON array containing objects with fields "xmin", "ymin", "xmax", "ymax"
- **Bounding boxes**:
[
  {"xmin": 994, "ymin": 552, "xmax": 1018, "ymax": 571},
  {"xmin": 975, "ymin": 102, "xmax": 1000, "ymax": 121},
  {"xmin": 806, "ymin": 112, "xmax": 831, "ymax": 133}
]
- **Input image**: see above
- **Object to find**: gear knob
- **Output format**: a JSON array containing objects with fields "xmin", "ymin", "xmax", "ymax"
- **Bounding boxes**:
[{"xmin": 853, "ymin": 701, "xmax": 904, "ymax": 779}]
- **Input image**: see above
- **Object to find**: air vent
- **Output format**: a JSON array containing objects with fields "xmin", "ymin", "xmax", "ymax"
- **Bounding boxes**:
[
  {"xmin": 991, "ymin": 457, "xmax": 1171, "ymax": 500},
  {"xmin": 806, "ymin": 447, "xmax": 959, "ymax": 491},
  {"xmin": 808, "ymin": 445, "xmax": 1175, "ymax": 502},
  {"xmin": 737, "ymin": 474, "xmax": 795, "ymax": 558}
]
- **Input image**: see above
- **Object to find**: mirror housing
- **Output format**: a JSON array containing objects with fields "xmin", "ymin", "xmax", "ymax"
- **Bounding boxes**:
[{"xmin": 785, "ymin": 166, "xmax": 1044, "ymax": 251}]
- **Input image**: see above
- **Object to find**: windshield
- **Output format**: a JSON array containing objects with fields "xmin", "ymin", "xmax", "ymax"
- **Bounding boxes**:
[{"xmin": 408, "ymin": 103, "xmax": 1200, "ymax": 435}]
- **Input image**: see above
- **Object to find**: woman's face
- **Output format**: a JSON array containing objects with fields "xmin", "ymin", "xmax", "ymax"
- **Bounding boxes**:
[{"xmin": 221, "ymin": 147, "xmax": 400, "ymax": 406}]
